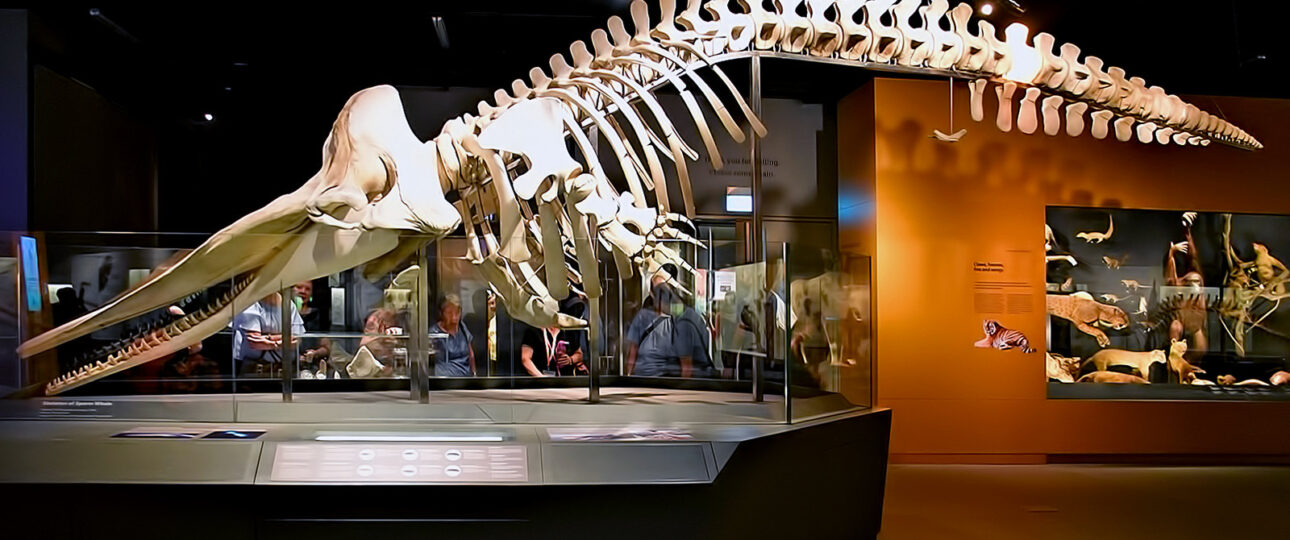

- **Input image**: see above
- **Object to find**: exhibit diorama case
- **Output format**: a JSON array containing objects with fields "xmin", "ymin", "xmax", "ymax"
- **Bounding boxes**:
[{"xmin": 1045, "ymin": 206, "xmax": 1290, "ymax": 400}]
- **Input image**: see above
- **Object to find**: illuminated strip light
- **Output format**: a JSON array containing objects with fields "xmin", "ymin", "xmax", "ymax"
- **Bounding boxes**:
[{"xmin": 314, "ymin": 434, "xmax": 505, "ymax": 442}]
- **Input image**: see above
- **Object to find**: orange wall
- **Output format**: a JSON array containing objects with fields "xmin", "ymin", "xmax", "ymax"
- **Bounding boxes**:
[{"xmin": 840, "ymin": 78, "xmax": 1290, "ymax": 461}]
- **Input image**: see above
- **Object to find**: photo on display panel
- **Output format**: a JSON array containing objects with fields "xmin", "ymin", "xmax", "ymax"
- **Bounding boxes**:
[{"xmin": 1045, "ymin": 206, "xmax": 1290, "ymax": 395}]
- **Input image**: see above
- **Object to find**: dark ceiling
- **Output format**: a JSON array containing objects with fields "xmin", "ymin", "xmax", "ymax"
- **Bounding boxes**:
[
  {"xmin": 30, "ymin": 1, "xmax": 1290, "ymax": 126},
  {"xmin": 22, "ymin": 1, "xmax": 1290, "ymax": 232}
]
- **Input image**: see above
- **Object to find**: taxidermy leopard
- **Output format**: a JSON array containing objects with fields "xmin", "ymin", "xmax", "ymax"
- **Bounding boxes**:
[{"xmin": 1047, "ymin": 292, "xmax": 1129, "ymax": 347}]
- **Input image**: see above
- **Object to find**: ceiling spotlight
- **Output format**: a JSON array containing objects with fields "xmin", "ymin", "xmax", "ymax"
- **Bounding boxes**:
[
  {"xmin": 432, "ymin": 16, "xmax": 450, "ymax": 49},
  {"xmin": 979, "ymin": 2, "xmax": 994, "ymax": 16},
  {"xmin": 203, "ymin": 113, "xmax": 214, "ymax": 121},
  {"xmin": 88, "ymin": 7, "xmax": 140, "ymax": 44}
]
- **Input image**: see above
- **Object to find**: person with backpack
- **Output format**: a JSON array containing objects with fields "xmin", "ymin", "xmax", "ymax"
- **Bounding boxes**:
[{"xmin": 625, "ymin": 282, "xmax": 714, "ymax": 378}]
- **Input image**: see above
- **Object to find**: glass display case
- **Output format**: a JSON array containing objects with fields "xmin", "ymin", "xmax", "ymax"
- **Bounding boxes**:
[
  {"xmin": 1, "ymin": 229, "xmax": 873, "ymax": 423},
  {"xmin": 0, "ymin": 50, "xmax": 890, "ymax": 540}
]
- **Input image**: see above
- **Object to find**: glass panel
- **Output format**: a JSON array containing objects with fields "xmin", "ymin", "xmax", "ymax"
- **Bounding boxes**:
[
  {"xmin": 5, "ymin": 231, "xmax": 238, "ymax": 422},
  {"xmin": 786, "ymin": 245, "xmax": 874, "ymax": 421},
  {"xmin": 228, "ymin": 232, "xmax": 435, "ymax": 420},
  {"xmin": 0, "ymin": 237, "xmax": 20, "ymax": 394}
]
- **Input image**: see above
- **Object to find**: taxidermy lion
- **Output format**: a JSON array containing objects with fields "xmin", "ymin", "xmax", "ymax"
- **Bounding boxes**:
[
  {"xmin": 1081, "ymin": 340, "xmax": 1202, "ymax": 383},
  {"xmin": 1046, "ymin": 352, "xmax": 1081, "ymax": 383},
  {"xmin": 1077, "ymin": 371, "xmax": 1148, "ymax": 384},
  {"xmin": 1047, "ymin": 292, "xmax": 1130, "ymax": 347}
]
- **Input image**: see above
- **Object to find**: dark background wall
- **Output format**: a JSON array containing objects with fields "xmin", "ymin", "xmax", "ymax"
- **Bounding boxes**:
[
  {"xmin": 31, "ymin": 67, "xmax": 158, "ymax": 232},
  {"xmin": 1, "ymin": 10, "xmax": 27, "ymax": 232}
]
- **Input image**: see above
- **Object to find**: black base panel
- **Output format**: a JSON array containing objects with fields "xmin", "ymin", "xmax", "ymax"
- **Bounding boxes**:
[
  {"xmin": 0, "ymin": 410, "xmax": 891, "ymax": 539},
  {"xmin": 1048, "ymin": 382, "xmax": 1290, "ymax": 401}
]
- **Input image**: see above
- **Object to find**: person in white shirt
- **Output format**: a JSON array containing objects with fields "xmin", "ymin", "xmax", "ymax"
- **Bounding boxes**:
[{"xmin": 232, "ymin": 292, "xmax": 305, "ymax": 377}]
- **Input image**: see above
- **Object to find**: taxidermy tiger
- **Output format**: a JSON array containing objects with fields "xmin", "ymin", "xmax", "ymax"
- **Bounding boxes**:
[
  {"xmin": 1046, "ymin": 292, "xmax": 1130, "ymax": 347},
  {"xmin": 974, "ymin": 320, "xmax": 1036, "ymax": 353},
  {"xmin": 1080, "ymin": 339, "xmax": 1202, "ymax": 383}
]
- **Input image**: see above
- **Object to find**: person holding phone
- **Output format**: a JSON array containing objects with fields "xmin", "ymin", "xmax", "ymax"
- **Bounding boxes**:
[{"xmin": 519, "ymin": 301, "xmax": 588, "ymax": 377}]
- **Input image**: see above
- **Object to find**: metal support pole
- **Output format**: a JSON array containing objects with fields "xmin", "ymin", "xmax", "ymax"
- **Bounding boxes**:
[
  {"xmin": 750, "ymin": 53, "xmax": 765, "ymax": 403},
  {"xmin": 588, "ymin": 300, "xmax": 601, "ymax": 403},
  {"xmin": 782, "ymin": 243, "xmax": 793, "ymax": 421},
  {"xmin": 279, "ymin": 285, "xmax": 294, "ymax": 403},
  {"xmin": 411, "ymin": 243, "xmax": 430, "ymax": 403},
  {"xmin": 621, "ymin": 274, "xmax": 626, "ymax": 376}
]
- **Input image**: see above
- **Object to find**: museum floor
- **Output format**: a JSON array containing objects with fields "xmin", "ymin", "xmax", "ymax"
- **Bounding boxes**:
[{"xmin": 881, "ymin": 464, "xmax": 1290, "ymax": 539}]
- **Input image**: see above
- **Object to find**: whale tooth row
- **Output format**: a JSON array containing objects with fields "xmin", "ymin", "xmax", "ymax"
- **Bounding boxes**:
[{"xmin": 46, "ymin": 275, "xmax": 254, "ymax": 394}]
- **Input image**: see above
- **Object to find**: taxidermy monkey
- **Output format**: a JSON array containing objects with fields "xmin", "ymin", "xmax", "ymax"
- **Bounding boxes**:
[
  {"xmin": 1252, "ymin": 243, "xmax": 1289, "ymax": 296},
  {"xmin": 1121, "ymin": 279, "xmax": 1144, "ymax": 291},
  {"xmin": 1076, "ymin": 215, "xmax": 1114, "ymax": 244},
  {"xmin": 1100, "ymin": 293, "xmax": 1126, "ymax": 303},
  {"xmin": 1162, "ymin": 219, "xmax": 1208, "ymax": 360},
  {"xmin": 1103, "ymin": 254, "xmax": 1128, "ymax": 269},
  {"xmin": 1045, "ymin": 224, "xmax": 1077, "ymax": 267}
]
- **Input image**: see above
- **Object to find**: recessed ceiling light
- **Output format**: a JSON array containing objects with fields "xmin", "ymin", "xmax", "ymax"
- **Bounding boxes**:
[
  {"xmin": 979, "ymin": 2, "xmax": 995, "ymax": 16},
  {"xmin": 203, "ymin": 113, "xmax": 214, "ymax": 121}
]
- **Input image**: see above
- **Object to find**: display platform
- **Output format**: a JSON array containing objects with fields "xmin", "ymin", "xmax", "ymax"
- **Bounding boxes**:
[
  {"xmin": 0, "ymin": 403, "xmax": 890, "ymax": 539},
  {"xmin": 0, "ymin": 387, "xmax": 864, "ymax": 424}
]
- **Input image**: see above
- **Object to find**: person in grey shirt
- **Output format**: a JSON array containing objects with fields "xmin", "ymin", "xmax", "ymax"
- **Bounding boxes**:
[
  {"xmin": 232, "ymin": 292, "xmax": 304, "ymax": 376},
  {"xmin": 431, "ymin": 294, "xmax": 476, "ymax": 377},
  {"xmin": 626, "ymin": 283, "xmax": 714, "ymax": 378}
]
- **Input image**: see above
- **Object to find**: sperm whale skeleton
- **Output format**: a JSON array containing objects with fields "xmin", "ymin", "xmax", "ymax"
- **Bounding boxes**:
[{"xmin": 22, "ymin": 0, "xmax": 1261, "ymax": 395}]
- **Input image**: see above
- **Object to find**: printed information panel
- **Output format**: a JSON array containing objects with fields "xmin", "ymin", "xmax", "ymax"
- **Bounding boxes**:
[{"xmin": 271, "ymin": 444, "xmax": 528, "ymax": 483}]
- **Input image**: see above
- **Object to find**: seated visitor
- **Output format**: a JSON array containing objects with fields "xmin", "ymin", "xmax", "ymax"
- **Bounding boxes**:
[
  {"xmin": 292, "ymin": 280, "xmax": 331, "ymax": 378},
  {"xmin": 346, "ymin": 307, "xmax": 404, "ymax": 378},
  {"xmin": 431, "ymin": 294, "xmax": 476, "ymax": 377},
  {"xmin": 232, "ymin": 292, "xmax": 304, "ymax": 377}
]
